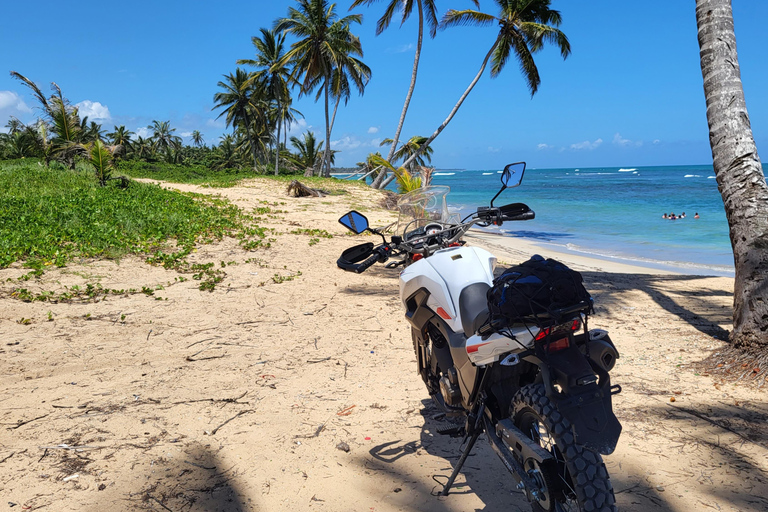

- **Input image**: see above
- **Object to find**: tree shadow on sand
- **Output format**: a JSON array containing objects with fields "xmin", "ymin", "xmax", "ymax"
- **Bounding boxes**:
[
  {"xmin": 356, "ymin": 397, "xmax": 768, "ymax": 511},
  {"xmin": 581, "ymin": 272, "xmax": 732, "ymax": 340},
  {"xmin": 99, "ymin": 441, "xmax": 254, "ymax": 512},
  {"xmin": 610, "ymin": 400, "xmax": 768, "ymax": 511}
]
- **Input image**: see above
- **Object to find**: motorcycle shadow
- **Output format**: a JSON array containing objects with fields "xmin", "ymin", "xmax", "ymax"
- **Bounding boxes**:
[{"xmin": 366, "ymin": 398, "xmax": 531, "ymax": 511}]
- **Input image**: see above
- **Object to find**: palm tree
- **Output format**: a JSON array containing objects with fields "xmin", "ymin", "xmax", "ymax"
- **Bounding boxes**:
[
  {"xmin": 147, "ymin": 120, "xmax": 181, "ymax": 155},
  {"xmin": 5, "ymin": 117, "xmax": 23, "ymax": 135},
  {"xmin": 107, "ymin": 125, "xmax": 134, "ymax": 146},
  {"xmin": 131, "ymin": 136, "xmax": 154, "ymax": 161},
  {"xmin": 368, "ymin": 153, "xmax": 422, "ymax": 193},
  {"xmin": 696, "ymin": 0, "xmax": 768, "ymax": 350},
  {"xmin": 191, "ymin": 130, "xmax": 205, "ymax": 147},
  {"xmin": 391, "ymin": 0, "xmax": 570, "ymax": 186},
  {"xmin": 351, "ymin": 0, "xmax": 478, "ymax": 189},
  {"xmin": 211, "ymin": 135, "xmax": 242, "ymax": 170},
  {"xmin": 10, "ymin": 72, "xmax": 86, "ymax": 168},
  {"xmin": 287, "ymin": 130, "xmax": 324, "ymax": 176},
  {"xmin": 238, "ymin": 28, "xmax": 294, "ymax": 176},
  {"xmin": 379, "ymin": 135, "xmax": 433, "ymax": 170},
  {"xmin": 275, "ymin": 0, "xmax": 367, "ymax": 177},
  {"xmin": 212, "ymin": 68, "xmax": 268, "ymax": 170}
]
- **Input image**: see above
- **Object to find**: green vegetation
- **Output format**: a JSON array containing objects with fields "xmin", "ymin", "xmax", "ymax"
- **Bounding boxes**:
[
  {"xmin": 0, "ymin": 161, "xmax": 267, "ymax": 276},
  {"xmin": 116, "ymin": 160, "xmax": 257, "ymax": 187}
]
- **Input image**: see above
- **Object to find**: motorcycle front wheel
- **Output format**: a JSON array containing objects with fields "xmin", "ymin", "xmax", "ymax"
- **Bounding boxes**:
[{"xmin": 511, "ymin": 384, "xmax": 617, "ymax": 512}]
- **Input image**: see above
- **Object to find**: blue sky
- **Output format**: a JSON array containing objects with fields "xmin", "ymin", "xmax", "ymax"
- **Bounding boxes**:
[{"xmin": 1, "ymin": 1, "xmax": 766, "ymax": 170}]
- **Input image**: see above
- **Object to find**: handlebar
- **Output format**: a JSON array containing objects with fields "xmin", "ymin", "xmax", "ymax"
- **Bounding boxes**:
[
  {"xmin": 337, "ymin": 201, "xmax": 534, "ymax": 272},
  {"xmin": 337, "ymin": 244, "xmax": 391, "ymax": 273}
]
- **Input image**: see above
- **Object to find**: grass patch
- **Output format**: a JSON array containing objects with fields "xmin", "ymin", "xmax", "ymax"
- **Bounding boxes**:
[
  {"xmin": 117, "ymin": 160, "xmax": 257, "ymax": 187},
  {"xmin": 0, "ymin": 161, "xmax": 268, "ymax": 286}
]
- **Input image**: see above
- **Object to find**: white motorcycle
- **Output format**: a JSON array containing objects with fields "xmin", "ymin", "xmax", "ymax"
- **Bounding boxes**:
[{"xmin": 338, "ymin": 163, "xmax": 621, "ymax": 512}]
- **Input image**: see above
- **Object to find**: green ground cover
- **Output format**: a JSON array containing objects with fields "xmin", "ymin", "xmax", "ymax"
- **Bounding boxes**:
[
  {"xmin": 0, "ymin": 160, "xmax": 266, "ymax": 271},
  {"xmin": 117, "ymin": 160, "xmax": 257, "ymax": 187}
]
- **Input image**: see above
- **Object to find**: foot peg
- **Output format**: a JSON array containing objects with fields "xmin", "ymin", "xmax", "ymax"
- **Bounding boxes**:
[{"xmin": 435, "ymin": 422, "xmax": 465, "ymax": 437}]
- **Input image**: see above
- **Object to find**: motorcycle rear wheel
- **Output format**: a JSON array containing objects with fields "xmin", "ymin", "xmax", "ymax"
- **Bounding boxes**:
[{"xmin": 511, "ymin": 384, "xmax": 617, "ymax": 512}]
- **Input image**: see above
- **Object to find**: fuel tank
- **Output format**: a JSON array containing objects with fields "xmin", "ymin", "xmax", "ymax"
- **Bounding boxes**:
[{"xmin": 399, "ymin": 246, "xmax": 496, "ymax": 334}]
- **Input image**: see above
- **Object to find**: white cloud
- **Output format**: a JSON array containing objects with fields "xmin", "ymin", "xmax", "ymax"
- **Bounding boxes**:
[
  {"xmin": 0, "ymin": 91, "xmax": 32, "ymax": 113},
  {"xmin": 653, "ymin": 139, "xmax": 661, "ymax": 145},
  {"xmin": 488, "ymin": 146, "xmax": 501, "ymax": 153},
  {"xmin": 180, "ymin": 131, "xmax": 193, "ymax": 138},
  {"xmin": 286, "ymin": 118, "xmax": 309, "ymax": 137},
  {"xmin": 206, "ymin": 118, "xmax": 226, "ymax": 129},
  {"xmin": 388, "ymin": 43, "xmax": 414, "ymax": 54},
  {"xmin": 331, "ymin": 135, "xmax": 362, "ymax": 151},
  {"xmin": 134, "ymin": 127, "xmax": 152, "ymax": 139},
  {"xmin": 537, "ymin": 143, "xmax": 553, "ymax": 151},
  {"xmin": 367, "ymin": 126, "xmax": 379, "ymax": 134},
  {"xmin": 612, "ymin": 132, "xmax": 642, "ymax": 147},
  {"xmin": 76, "ymin": 100, "xmax": 111, "ymax": 122},
  {"xmin": 370, "ymin": 138, "xmax": 381, "ymax": 147},
  {"xmin": 570, "ymin": 138, "xmax": 603, "ymax": 150}
]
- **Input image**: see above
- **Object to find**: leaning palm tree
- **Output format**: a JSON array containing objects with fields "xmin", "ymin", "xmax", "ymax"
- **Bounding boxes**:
[
  {"xmin": 212, "ymin": 68, "xmax": 268, "ymax": 170},
  {"xmin": 379, "ymin": 135, "xmax": 433, "ymax": 171},
  {"xmin": 390, "ymin": 0, "xmax": 570, "ymax": 186},
  {"xmin": 238, "ymin": 28, "xmax": 294, "ymax": 176},
  {"xmin": 275, "ymin": 0, "xmax": 367, "ymax": 177},
  {"xmin": 10, "ymin": 71, "xmax": 86, "ymax": 168},
  {"xmin": 350, "ymin": 0, "xmax": 478, "ymax": 189},
  {"xmin": 696, "ymin": 0, "xmax": 768, "ymax": 350}
]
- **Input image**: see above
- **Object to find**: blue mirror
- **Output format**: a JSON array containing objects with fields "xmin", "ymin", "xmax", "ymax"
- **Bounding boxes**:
[
  {"xmin": 502, "ymin": 162, "xmax": 526, "ymax": 188},
  {"xmin": 339, "ymin": 211, "xmax": 369, "ymax": 234}
]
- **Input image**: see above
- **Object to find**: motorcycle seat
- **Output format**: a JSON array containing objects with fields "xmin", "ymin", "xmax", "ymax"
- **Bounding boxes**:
[{"xmin": 459, "ymin": 283, "xmax": 491, "ymax": 335}]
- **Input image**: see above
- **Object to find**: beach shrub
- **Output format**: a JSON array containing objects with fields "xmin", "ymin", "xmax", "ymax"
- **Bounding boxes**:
[{"xmin": 0, "ymin": 161, "xmax": 265, "ymax": 269}]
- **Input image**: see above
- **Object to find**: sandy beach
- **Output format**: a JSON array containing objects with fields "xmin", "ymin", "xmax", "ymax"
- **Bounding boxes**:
[{"xmin": 1, "ymin": 178, "xmax": 766, "ymax": 512}]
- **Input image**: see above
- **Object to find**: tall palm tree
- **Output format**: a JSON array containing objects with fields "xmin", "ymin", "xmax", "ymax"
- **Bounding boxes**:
[
  {"xmin": 147, "ymin": 120, "xmax": 181, "ymax": 155},
  {"xmin": 696, "ymin": 0, "xmax": 768, "ymax": 350},
  {"xmin": 391, "ymin": 0, "xmax": 570, "ymax": 186},
  {"xmin": 107, "ymin": 125, "xmax": 134, "ymax": 146},
  {"xmin": 191, "ymin": 130, "xmax": 205, "ymax": 147},
  {"xmin": 351, "ymin": 0, "xmax": 478, "ymax": 189},
  {"xmin": 238, "ymin": 28, "xmax": 294, "ymax": 176},
  {"xmin": 275, "ymin": 0, "xmax": 367, "ymax": 177},
  {"xmin": 212, "ymin": 68, "xmax": 268, "ymax": 170}
]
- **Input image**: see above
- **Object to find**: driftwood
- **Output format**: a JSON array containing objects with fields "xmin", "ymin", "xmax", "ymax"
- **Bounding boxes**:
[{"xmin": 287, "ymin": 180, "xmax": 329, "ymax": 198}]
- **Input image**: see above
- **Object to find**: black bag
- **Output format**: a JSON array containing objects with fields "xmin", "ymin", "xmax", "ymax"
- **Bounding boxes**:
[{"xmin": 487, "ymin": 254, "xmax": 591, "ymax": 323}]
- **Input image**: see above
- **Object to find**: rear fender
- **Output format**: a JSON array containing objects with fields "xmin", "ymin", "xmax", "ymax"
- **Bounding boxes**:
[{"xmin": 523, "ymin": 346, "xmax": 621, "ymax": 455}]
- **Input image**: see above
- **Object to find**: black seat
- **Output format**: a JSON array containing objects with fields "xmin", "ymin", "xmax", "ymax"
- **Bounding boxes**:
[{"xmin": 459, "ymin": 283, "xmax": 491, "ymax": 335}]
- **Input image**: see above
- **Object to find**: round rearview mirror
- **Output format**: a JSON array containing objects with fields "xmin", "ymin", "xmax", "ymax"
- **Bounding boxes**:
[
  {"xmin": 339, "ymin": 210, "xmax": 369, "ymax": 234},
  {"xmin": 502, "ymin": 162, "xmax": 526, "ymax": 188}
]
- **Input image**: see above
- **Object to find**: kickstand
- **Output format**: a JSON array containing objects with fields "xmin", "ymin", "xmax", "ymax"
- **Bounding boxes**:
[{"xmin": 440, "ymin": 428, "xmax": 482, "ymax": 496}]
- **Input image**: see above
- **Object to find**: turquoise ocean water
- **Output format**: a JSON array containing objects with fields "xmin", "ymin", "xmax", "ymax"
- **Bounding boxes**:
[{"xmin": 424, "ymin": 165, "xmax": 735, "ymax": 276}]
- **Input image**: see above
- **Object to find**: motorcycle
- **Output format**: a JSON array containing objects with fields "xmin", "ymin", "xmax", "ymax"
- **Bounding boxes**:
[{"xmin": 337, "ymin": 163, "xmax": 621, "ymax": 511}]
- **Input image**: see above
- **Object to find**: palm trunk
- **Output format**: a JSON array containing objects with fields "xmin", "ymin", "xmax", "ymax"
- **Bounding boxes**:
[
  {"xmin": 322, "ymin": 78, "xmax": 332, "ymax": 178},
  {"xmin": 330, "ymin": 95, "xmax": 341, "ymax": 135},
  {"xmin": 373, "ymin": 1, "xmax": 425, "ymax": 190},
  {"xmin": 245, "ymin": 112, "xmax": 259, "ymax": 171},
  {"xmin": 382, "ymin": 35, "xmax": 502, "ymax": 189},
  {"xmin": 697, "ymin": 0, "xmax": 768, "ymax": 349},
  {"xmin": 274, "ymin": 107, "xmax": 282, "ymax": 176}
]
